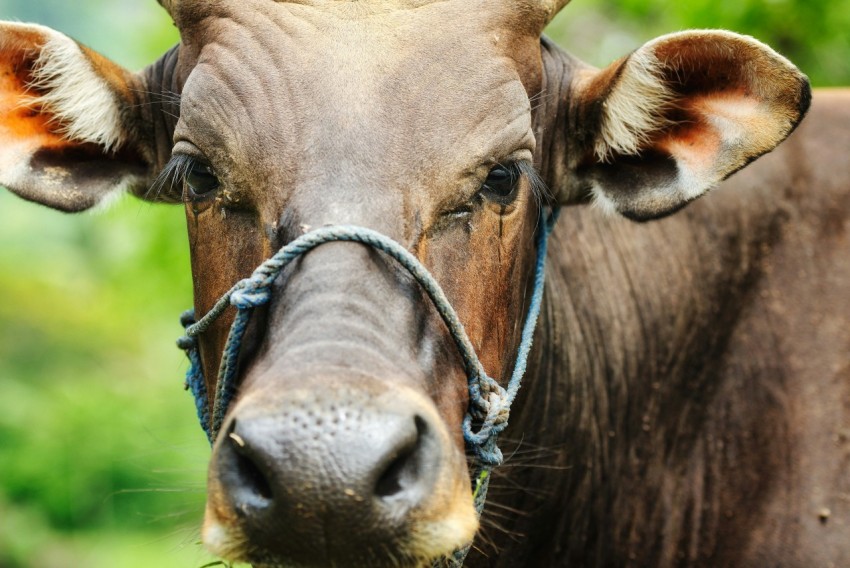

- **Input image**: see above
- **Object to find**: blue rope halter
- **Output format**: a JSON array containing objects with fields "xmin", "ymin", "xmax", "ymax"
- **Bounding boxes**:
[{"xmin": 177, "ymin": 206, "xmax": 559, "ymax": 567}]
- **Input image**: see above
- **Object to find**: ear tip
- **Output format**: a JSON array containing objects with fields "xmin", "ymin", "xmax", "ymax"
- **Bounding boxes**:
[
  {"xmin": 643, "ymin": 29, "xmax": 801, "ymax": 71},
  {"xmin": 0, "ymin": 21, "xmax": 57, "ymax": 38},
  {"xmin": 783, "ymin": 74, "xmax": 813, "ymax": 139},
  {"xmin": 798, "ymin": 75, "xmax": 813, "ymax": 116}
]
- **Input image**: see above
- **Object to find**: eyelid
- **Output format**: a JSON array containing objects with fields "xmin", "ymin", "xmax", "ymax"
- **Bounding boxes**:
[
  {"xmin": 480, "ymin": 159, "xmax": 526, "ymax": 188},
  {"xmin": 172, "ymin": 140, "xmax": 205, "ymax": 160},
  {"xmin": 170, "ymin": 142, "xmax": 219, "ymax": 180},
  {"xmin": 501, "ymin": 149, "xmax": 533, "ymax": 167}
]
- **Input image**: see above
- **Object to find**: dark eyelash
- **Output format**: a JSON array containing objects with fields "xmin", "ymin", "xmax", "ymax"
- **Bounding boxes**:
[
  {"xmin": 515, "ymin": 161, "xmax": 551, "ymax": 207},
  {"xmin": 146, "ymin": 154, "xmax": 199, "ymax": 201}
]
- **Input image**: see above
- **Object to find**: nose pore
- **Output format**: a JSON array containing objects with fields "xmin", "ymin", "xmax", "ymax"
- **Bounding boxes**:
[{"xmin": 210, "ymin": 389, "xmax": 444, "ymax": 561}]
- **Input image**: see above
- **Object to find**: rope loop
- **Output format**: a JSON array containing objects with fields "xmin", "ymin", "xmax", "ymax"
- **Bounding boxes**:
[
  {"xmin": 179, "ymin": 309, "xmax": 197, "ymax": 329},
  {"xmin": 176, "ymin": 206, "xmax": 560, "ymax": 568},
  {"xmin": 176, "ymin": 334, "xmax": 196, "ymax": 351},
  {"xmin": 177, "ymin": 310, "xmax": 212, "ymax": 441}
]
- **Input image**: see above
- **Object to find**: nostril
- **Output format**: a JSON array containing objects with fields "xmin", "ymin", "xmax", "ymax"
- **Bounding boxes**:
[
  {"xmin": 374, "ymin": 415, "xmax": 428, "ymax": 499},
  {"xmin": 221, "ymin": 425, "xmax": 274, "ymax": 508},
  {"xmin": 374, "ymin": 445, "xmax": 416, "ymax": 499}
]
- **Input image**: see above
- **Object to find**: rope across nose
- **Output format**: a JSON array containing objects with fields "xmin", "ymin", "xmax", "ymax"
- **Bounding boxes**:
[{"xmin": 177, "ymin": 207, "xmax": 559, "ymax": 567}]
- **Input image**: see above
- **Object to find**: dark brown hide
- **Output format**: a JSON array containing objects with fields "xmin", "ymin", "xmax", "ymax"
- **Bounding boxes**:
[{"xmin": 477, "ymin": 90, "xmax": 850, "ymax": 567}]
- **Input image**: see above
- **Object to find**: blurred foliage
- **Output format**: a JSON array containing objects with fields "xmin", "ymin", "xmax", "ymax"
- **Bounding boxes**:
[
  {"xmin": 547, "ymin": 0, "xmax": 850, "ymax": 86},
  {"xmin": 0, "ymin": 2, "xmax": 216, "ymax": 567},
  {"xmin": 0, "ymin": 1, "xmax": 844, "ymax": 567}
]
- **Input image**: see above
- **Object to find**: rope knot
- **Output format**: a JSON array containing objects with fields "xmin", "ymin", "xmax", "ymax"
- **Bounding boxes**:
[
  {"xmin": 462, "ymin": 413, "xmax": 505, "ymax": 467},
  {"xmin": 467, "ymin": 374, "xmax": 507, "ymax": 418},
  {"xmin": 230, "ymin": 277, "xmax": 272, "ymax": 309},
  {"xmin": 462, "ymin": 372, "xmax": 509, "ymax": 463}
]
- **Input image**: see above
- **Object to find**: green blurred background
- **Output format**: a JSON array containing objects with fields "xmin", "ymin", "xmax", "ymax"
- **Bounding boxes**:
[{"xmin": 0, "ymin": 1, "xmax": 846, "ymax": 567}]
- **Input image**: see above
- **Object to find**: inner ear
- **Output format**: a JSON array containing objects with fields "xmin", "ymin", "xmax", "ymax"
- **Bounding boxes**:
[
  {"xmin": 0, "ymin": 37, "xmax": 69, "ymax": 151},
  {"xmin": 0, "ymin": 23, "xmax": 153, "ymax": 212},
  {"xmin": 650, "ymin": 33, "xmax": 808, "ymax": 172},
  {"xmin": 572, "ymin": 31, "xmax": 810, "ymax": 221},
  {"xmin": 3, "ymin": 44, "xmax": 146, "ymax": 204}
]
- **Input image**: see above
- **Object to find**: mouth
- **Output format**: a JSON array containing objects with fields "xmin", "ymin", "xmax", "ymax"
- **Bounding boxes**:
[{"xmin": 202, "ymin": 501, "xmax": 479, "ymax": 568}]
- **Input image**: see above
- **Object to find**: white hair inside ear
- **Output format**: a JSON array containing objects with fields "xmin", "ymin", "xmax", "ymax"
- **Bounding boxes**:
[
  {"xmin": 594, "ymin": 49, "xmax": 673, "ymax": 162},
  {"xmin": 24, "ymin": 24, "xmax": 126, "ymax": 152}
]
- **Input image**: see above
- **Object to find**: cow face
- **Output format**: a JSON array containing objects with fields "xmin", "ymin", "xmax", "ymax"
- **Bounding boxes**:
[
  {"xmin": 0, "ymin": 0, "xmax": 808, "ymax": 566},
  {"xmin": 164, "ymin": 3, "xmax": 554, "ymax": 564}
]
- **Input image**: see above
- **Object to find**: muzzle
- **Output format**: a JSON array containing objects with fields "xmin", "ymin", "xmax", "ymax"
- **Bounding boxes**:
[{"xmin": 177, "ymin": 206, "xmax": 560, "ymax": 566}]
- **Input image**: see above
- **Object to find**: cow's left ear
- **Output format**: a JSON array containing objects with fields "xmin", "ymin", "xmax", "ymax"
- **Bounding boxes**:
[
  {"xmin": 0, "ymin": 23, "xmax": 161, "ymax": 212},
  {"xmin": 561, "ymin": 31, "xmax": 811, "ymax": 221}
]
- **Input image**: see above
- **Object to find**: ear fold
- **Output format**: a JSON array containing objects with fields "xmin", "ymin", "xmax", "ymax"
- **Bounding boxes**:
[
  {"xmin": 564, "ymin": 30, "xmax": 811, "ymax": 221},
  {"xmin": 0, "ymin": 23, "xmax": 159, "ymax": 212}
]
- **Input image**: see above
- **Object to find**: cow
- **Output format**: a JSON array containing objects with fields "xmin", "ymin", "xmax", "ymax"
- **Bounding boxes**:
[{"xmin": 2, "ymin": 0, "xmax": 846, "ymax": 566}]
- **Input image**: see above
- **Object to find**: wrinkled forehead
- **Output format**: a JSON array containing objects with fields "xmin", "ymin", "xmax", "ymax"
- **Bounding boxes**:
[{"xmin": 175, "ymin": 0, "xmax": 539, "ymax": 177}]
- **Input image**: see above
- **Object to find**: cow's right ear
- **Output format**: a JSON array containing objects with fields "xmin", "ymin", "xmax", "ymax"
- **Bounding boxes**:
[{"xmin": 0, "ymin": 23, "xmax": 167, "ymax": 212}]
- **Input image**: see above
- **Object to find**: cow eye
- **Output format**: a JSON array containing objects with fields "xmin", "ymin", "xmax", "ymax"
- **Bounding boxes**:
[
  {"xmin": 186, "ymin": 162, "xmax": 220, "ymax": 196},
  {"xmin": 481, "ymin": 164, "xmax": 520, "ymax": 202}
]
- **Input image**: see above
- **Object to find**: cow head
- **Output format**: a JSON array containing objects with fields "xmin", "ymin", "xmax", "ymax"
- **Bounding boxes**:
[{"xmin": 0, "ymin": 0, "xmax": 809, "ymax": 566}]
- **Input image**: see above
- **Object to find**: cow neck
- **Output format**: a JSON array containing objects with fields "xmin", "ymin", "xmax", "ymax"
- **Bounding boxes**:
[{"xmin": 177, "ymin": 207, "xmax": 560, "ymax": 567}]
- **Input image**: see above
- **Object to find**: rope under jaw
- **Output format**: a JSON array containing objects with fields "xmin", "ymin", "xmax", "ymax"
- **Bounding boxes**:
[{"xmin": 177, "ymin": 207, "xmax": 559, "ymax": 567}]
